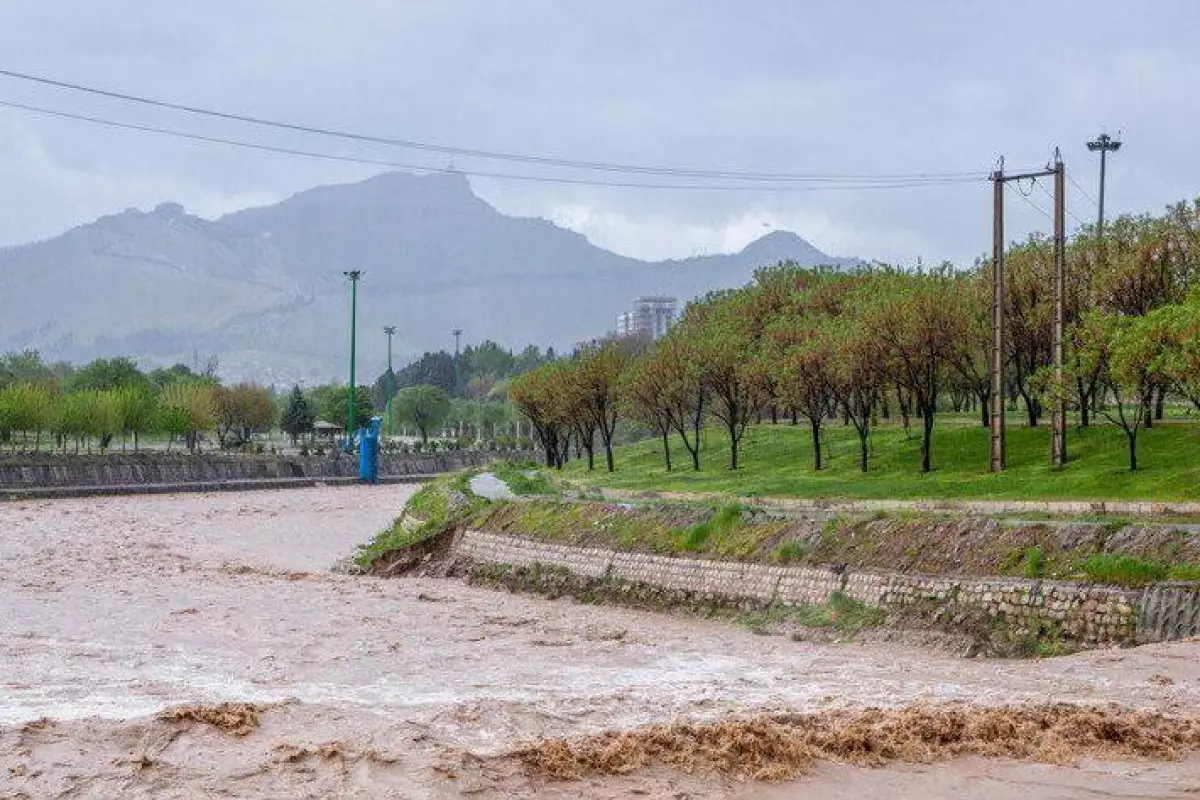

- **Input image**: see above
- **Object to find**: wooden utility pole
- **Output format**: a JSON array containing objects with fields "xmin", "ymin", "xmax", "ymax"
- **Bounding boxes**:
[
  {"xmin": 989, "ymin": 155, "xmax": 1066, "ymax": 472},
  {"xmin": 1051, "ymin": 151, "xmax": 1067, "ymax": 468},
  {"xmin": 990, "ymin": 163, "xmax": 1006, "ymax": 472}
]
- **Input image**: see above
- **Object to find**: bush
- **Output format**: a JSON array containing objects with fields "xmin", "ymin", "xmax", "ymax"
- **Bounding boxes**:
[
  {"xmin": 1167, "ymin": 563, "xmax": 1200, "ymax": 582},
  {"xmin": 1081, "ymin": 554, "xmax": 1167, "ymax": 587},
  {"xmin": 769, "ymin": 540, "xmax": 808, "ymax": 565}
]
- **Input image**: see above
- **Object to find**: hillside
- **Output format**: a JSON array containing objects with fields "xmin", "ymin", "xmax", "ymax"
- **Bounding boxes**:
[{"xmin": 0, "ymin": 171, "xmax": 860, "ymax": 383}]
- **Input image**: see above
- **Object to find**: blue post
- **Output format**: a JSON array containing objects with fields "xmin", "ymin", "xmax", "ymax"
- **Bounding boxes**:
[{"xmin": 358, "ymin": 416, "xmax": 382, "ymax": 484}]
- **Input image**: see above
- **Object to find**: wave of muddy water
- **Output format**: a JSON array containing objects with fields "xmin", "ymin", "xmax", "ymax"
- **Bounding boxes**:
[{"xmin": 1, "ymin": 486, "xmax": 1198, "ymax": 797}]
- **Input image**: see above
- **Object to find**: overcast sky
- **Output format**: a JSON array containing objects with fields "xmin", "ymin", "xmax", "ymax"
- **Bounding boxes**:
[{"xmin": 0, "ymin": 1, "xmax": 1195, "ymax": 265}]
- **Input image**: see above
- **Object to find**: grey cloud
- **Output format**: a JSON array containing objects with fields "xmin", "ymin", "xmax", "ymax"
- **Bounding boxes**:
[{"xmin": 0, "ymin": 0, "xmax": 1196, "ymax": 264}]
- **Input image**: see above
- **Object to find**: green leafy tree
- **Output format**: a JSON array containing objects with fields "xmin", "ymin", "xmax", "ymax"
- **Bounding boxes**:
[
  {"xmin": 213, "ymin": 383, "xmax": 277, "ymax": 448},
  {"xmin": 115, "ymin": 386, "xmax": 157, "ymax": 451},
  {"xmin": 1074, "ymin": 310, "xmax": 1171, "ymax": 470},
  {"xmin": 313, "ymin": 384, "xmax": 375, "ymax": 431},
  {"xmin": 280, "ymin": 385, "xmax": 315, "ymax": 445},
  {"xmin": 68, "ymin": 357, "xmax": 149, "ymax": 393},
  {"xmin": 686, "ymin": 294, "xmax": 767, "ymax": 470},
  {"xmin": 157, "ymin": 382, "xmax": 216, "ymax": 453},
  {"xmin": 392, "ymin": 384, "xmax": 451, "ymax": 444}
]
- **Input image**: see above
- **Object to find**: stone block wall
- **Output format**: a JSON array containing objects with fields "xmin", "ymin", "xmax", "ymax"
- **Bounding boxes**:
[
  {"xmin": 0, "ymin": 451, "xmax": 533, "ymax": 491},
  {"xmin": 458, "ymin": 530, "xmax": 1197, "ymax": 645}
]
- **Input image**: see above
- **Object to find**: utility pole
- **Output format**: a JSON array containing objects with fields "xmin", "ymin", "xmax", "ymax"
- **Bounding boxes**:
[
  {"xmin": 383, "ymin": 325, "xmax": 396, "ymax": 437},
  {"xmin": 1086, "ymin": 132, "xmax": 1121, "ymax": 236},
  {"xmin": 990, "ymin": 161, "xmax": 1006, "ymax": 473},
  {"xmin": 1051, "ymin": 150, "xmax": 1067, "ymax": 468},
  {"xmin": 989, "ymin": 154, "xmax": 1067, "ymax": 472},
  {"xmin": 343, "ymin": 270, "xmax": 362, "ymax": 448}
]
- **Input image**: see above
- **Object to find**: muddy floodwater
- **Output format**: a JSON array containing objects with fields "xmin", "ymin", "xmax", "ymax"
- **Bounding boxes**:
[{"xmin": 1, "ymin": 486, "xmax": 1198, "ymax": 797}]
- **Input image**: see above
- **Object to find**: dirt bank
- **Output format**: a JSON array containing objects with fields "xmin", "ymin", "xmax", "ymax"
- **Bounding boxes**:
[{"xmin": 2, "ymin": 488, "xmax": 1198, "ymax": 797}]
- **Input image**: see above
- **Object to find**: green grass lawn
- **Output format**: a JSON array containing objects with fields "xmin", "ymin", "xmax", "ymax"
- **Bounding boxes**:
[{"xmin": 565, "ymin": 417, "xmax": 1200, "ymax": 502}]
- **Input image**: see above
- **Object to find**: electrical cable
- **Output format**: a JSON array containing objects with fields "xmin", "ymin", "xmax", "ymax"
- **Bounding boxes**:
[
  {"xmin": 0, "ymin": 98, "xmax": 988, "ymax": 193},
  {"xmin": 0, "ymin": 66, "xmax": 991, "ymax": 184}
]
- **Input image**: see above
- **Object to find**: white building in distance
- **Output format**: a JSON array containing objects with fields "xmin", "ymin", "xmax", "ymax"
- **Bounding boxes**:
[{"xmin": 615, "ymin": 295, "xmax": 678, "ymax": 340}]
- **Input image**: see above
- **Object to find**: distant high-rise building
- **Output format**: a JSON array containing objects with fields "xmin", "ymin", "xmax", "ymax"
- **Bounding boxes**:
[{"xmin": 615, "ymin": 295, "xmax": 677, "ymax": 340}]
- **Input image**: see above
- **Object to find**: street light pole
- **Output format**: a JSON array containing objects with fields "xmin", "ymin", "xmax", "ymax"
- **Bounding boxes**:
[
  {"xmin": 1086, "ymin": 132, "xmax": 1121, "ymax": 237},
  {"xmin": 343, "ymin": 270, "xmax": 362, "ymax": 448},
  {"xmin": 383, "ymin": 325, "xmax": 396, "ymax": 436}
]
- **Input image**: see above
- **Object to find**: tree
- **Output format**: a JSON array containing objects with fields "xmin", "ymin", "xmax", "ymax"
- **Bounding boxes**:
[
  {"xmin": 115, "ymin": 386, "xmax": 157, "ymax": 451},
  {"xmin": 686, "ymin": 294, "xmax": 766, "ymax": 470},
  {"xmin": 511, "ymin": 364, "xmax": 568, "ymax": 467},
  {"xmin": 313, "ymin": 384, "xmax": 375, "ymax": 431},
  {"xmin": 771, "ymin": 323, "xmax": 832, "ymax": 470},
  {"xmin": 213, "ymin": 383, "xmax": 276, "ymax": 448},
  {"xmin": 68, "ymin": 357, "xmax": 149, "ymax": 393},
  {"xmin": 1074, "ymin": 310, "xmax": 1170, "ymax": 470},
  {"xmin": 1004, "ymin": 238, "xmax": 1053, "ymax": 427},
  {"xmin": 393, "ymin": 384, "xmax": 451, "ymax": 444},
  {"xmin": 824, "ymin": 318, "xmax": 884, "ymax": 472},
  {"xmin": 0, "ymin": 350, "xmax": 57, "ymax": 390},
  {"xmin": 280, "ymin": 385, "xmax": 315, "ymax": 445},
  {"xmin": 858, "ymin": 271, "xmax": 956, "ymax": 473},
  {"xmin": 571, "ymin": 339, "xmax": 634, "ymax": 472},
  {"xmin": 0, "ymin": 383, "xmax": 58, "ymax": 452},
  {"xmin": 158, "ymin": 382, "xmax": 216, "ymax": 453},
  {"xmin": 620, "ymin": 353, "xmax": 677, "ymax": 471}
]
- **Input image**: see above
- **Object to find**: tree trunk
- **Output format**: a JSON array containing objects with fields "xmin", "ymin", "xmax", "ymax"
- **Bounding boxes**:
[
  {"xmin": 810, "ymin": 418, "xmax": 823, "ymax": 470},
  {"xmin": 921, "ymin": 406, "xmax": 935, "ymax": 473},
  {"xmin": 1155, "ymin": 388, "xmax": 1165, "ymax": 421},
  {"xmin": 1076, "ymin": 377, "xmax": 1091, "ymax": 427},
  {"xmin": 858, "ymin": 429, "xmax": 869, "ymax": 472},
  {"xmin": 661, "ymin": 430, "xmax": 672, "ymax": 471},
  {"xmin": 604, "ymin": 443, "xmax": 614, "ymax": 473},
  {"xmin": 1127, "ymin": 428, "xmax": 1138, "ymax": 471}
]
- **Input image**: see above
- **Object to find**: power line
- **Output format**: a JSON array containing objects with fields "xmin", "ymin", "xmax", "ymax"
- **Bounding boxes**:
[
  {"xmin": 1033, "ymin": 176, "xmax": 1085, "ymax": 227},
  {"xmin": 1007, "ymin": 180, "xmax": 1052, "ymax": 221},
  {"xmin": 0, "ymin": 66, "xmax": 990, "ymax": 184},
  {"xmin": 1066, "ymin": 172, "xmax": 1099, "ymax": 211},
  {"xmin": 0, "ymin": 98, "xmax": 987, "ymax": 193}
]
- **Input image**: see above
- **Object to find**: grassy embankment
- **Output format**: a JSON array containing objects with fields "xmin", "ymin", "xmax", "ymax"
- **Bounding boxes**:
[
  {"xmin": 477, "ymin": 497, "xmax": 1200, "ymax": 587},
  {"xmin": 564, "ymin": 417, "xmax": 1200, "ymax": 502}
]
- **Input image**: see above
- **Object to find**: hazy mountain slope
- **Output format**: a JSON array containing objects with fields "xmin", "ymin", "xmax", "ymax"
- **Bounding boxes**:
[{"xmin": 0, "ymin": 172, "xmax": 860, "ymax": 383}]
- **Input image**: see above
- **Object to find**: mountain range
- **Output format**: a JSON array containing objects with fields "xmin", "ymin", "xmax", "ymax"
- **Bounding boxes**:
[{"xmin": 0, "ymin": 171, "xmax": 860, "ymax": 384}]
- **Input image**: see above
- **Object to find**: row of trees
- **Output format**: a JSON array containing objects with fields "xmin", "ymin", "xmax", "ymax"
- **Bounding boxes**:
[
  {"xmin": 511, "ymin": 198, "xmax": 1200, "ymax": 474},
  {"xmin": 0, "ymin": 378, "xmax": 276, "ymax": 454}
]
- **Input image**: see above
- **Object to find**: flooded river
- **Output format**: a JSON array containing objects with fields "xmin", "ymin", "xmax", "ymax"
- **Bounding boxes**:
[{"xmin": 1, "ymin": 486, "xmax": 1197, "ymax": 797}]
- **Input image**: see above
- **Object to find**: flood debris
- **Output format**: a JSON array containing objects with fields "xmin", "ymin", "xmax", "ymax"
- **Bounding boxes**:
[
  {"xmin": 156, "ymin": 702, "xmax": 262, "ymax": 737},
  {"xmin": 518, "ymin": 703, "xmax": 1200, "ymax": 782}
]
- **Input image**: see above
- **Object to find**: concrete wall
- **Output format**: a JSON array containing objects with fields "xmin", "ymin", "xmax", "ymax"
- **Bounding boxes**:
[
  {"xmin": 0, "ymin": 451, "xmax": 522, "ymax": 491},
  {"xmin": 458, "ymin": 530, "xmax": 1199, "ymax": 645}
]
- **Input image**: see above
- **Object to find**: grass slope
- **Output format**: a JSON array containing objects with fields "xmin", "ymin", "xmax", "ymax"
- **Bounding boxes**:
[{"xmin": 566, "ymin": 418, "xmax": 1200, "ymax": 502}]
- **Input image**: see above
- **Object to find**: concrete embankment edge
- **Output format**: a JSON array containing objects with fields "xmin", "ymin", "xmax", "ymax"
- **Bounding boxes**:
[
  {"xmin": 455, "ymin": 529, "xmax": 1200, "ymax": 645},
  {"xmin": 0, "ymin": 450, "xmax": 539, "ymax": 500},
  {"xmin": 0, "ymin": 474, "xmax": 431, "ymax": 501}
]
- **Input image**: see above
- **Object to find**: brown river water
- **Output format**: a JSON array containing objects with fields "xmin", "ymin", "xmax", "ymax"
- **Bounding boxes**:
[{"xmin": 1, "ymin": 486, "xmax": 1197, "ymax": 797}]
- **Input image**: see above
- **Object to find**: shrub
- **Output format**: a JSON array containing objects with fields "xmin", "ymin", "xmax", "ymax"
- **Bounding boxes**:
[
  {"xmin": 1081, "ymin": 554, "xmax": 1167, "ymax": 587},
  {"xmin": 1166, "ymin": 563, "xmax": 1200, "ymax": 582},
  {"xmin": 769, "ymin": 540, "xmax": 808, "ymax": 565}
]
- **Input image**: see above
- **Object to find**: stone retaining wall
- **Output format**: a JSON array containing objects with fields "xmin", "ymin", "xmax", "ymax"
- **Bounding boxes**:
[
  {"xmin": 458, "ymin": 530, "xmax": 1199, "ymax": 645},
  {"xmin": 0, "ymin": 451, "xmax": 532, "ymax": 492}
]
